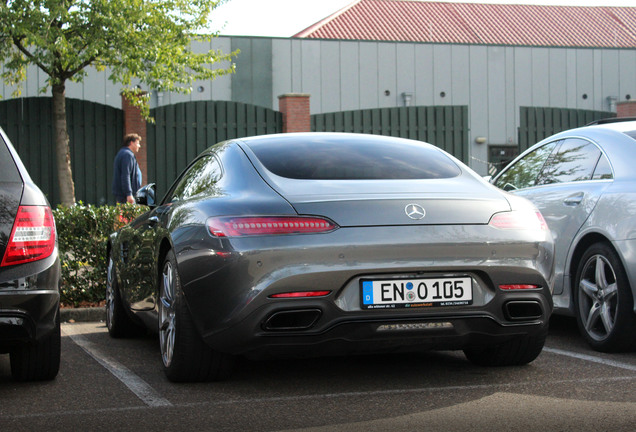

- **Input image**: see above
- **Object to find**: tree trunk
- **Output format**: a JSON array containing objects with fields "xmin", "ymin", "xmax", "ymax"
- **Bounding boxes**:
[{"xmin": 52, "ymin": 84, "xmax": 76, "ymax": 206}]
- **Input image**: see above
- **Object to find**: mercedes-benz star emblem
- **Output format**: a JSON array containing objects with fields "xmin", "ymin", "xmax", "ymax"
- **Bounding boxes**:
[{"xmin": 405, "ymin": 203, "xmax": 426, "ymax": 220}]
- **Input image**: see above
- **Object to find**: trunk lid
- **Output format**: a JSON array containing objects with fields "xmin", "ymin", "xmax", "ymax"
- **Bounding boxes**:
[{"xmin": 264, "ymin": 176, "xmax": 510, "ymax": 227}]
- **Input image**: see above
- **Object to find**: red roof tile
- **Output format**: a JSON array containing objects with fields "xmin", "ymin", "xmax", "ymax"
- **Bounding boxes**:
[{"xmin": 294, "ymin": 0, "xmax": 636, "ymax": 48}]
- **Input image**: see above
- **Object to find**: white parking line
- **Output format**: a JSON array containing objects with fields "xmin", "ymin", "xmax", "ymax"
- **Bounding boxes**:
[
  {"xmin": 544, "ymin": 347, "xmax": 636, "ymax": 372},
  {"xmin": 66, "ymin": 331, "xmax": 172, "ymax": 407}
]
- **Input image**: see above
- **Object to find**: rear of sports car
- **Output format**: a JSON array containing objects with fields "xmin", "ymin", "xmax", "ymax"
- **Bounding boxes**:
[
  {"xmin": 179, "ymin": 134, "xmax": 555, "ymax": 367},
  {"xmin": 0, "ymin": 128, "xmax": 61, "ymax": 381}
]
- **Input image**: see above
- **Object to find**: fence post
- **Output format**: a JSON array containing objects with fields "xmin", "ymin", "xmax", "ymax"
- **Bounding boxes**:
[
  {"xmin": 278, "ymin": 94, "xmax": 311, "ymax": 133},
  {"xmin": 121, "ymin": 94, "xmax": 148, "ymax": 184}
]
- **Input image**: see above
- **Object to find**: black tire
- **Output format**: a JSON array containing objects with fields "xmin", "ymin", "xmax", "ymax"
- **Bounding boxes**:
[
  {"xmin": 463, "ymin": 331, "xmax": 547, "ymax": 367},
  {"xmin": 106, "ymin": 254, "xmax": 143, "ymax": 338},
  {"xmin": 158, "ymin": 250, "xmax": 233, "ymax": 382},
  {"xmin": 574, "ymin": 242, "xmax": 636, "ymax": 352},
  {"xmin": 10, "ymin": 314, "xmax": 61, "ymax": 381}
]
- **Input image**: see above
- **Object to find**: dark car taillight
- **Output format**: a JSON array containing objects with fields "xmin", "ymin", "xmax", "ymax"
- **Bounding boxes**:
[
  {"xmin": 1, "ymin": 205, "xmax": 56, "ymax": 267},
  {"xmin": 206, "ymin": 216, "xmax": 338, "ymax": 237}
]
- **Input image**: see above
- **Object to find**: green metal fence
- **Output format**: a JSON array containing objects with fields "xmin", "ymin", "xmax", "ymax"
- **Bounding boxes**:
[
  {"xmin": 312, "ymin": 106, "xmax": 469, "ymax": 163},
  {"xmin": 10, "ymin": 100, "xmax": 614, "ymax": 206},
  {"xmin": 0, "ymin": 97, "xmax": 123, "ymax": 206},
  {"xmin": 147, "ymin": 100, "xmax": 283, "ymax": 198},
  {"xmin": 518, "ymin": 107, "xmax": 615, "ymax": 153}
]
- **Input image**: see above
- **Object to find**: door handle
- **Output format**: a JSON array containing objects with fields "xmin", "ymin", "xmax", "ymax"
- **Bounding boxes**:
[
  {"xmin": 563, "ymin": 192, "xmax": 584, "ymax": 206},
  {"xmin": 148, "ymin": 216, "xmax": 159, "ymax": 225}
]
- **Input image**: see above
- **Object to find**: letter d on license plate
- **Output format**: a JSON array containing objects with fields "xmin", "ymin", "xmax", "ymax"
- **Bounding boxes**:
[{"xmin": 361, "ymin": 276, "xmax": 472, "ymax": 309}]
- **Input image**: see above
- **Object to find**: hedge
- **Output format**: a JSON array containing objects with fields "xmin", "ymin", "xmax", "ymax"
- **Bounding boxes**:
[{"xmin": 53, "ymin": 203, "xmax": 147, "ymax": 307}]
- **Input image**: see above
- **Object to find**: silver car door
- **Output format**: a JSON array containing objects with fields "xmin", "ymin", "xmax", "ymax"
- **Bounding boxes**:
[{"xmin": 513, "ymin": 138, "xmax": 611, "ymax": 295}]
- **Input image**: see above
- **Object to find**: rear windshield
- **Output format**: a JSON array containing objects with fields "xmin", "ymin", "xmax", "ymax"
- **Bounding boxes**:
[
  {"xmin": 246, "ymin": 136, "xmax": 461, "ymax": 180},
  {"xmin": 623, "ymin": 130, "xmax": 636, "ymax": 141},
  {"xmin": 0, "ymin": 136, "xmax": 21, "ymax": 183}
]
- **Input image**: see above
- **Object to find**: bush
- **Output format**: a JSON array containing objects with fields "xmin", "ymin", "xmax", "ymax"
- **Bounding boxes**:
[{"xmin": 53, "ymin": 203, "xmax": 147, "ymax": 307}]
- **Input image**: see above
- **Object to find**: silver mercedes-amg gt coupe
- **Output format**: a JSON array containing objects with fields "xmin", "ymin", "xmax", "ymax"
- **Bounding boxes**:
[{"xmin": 107, "ymin": 132, "xmax": 554, "ymax": 382}]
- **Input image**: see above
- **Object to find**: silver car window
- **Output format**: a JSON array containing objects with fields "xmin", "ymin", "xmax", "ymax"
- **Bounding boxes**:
[
  {"xmin": 623, "ymin": 130, "xmax": 636, "ymax": 141},
  {"xmin": 493, "ymin": 141, "xmax": 559, "ymax": 191},
  {"xmin": 592, "ymin": 153, "xmax": 613, "ymax": 180},
  {"xmin": 537, "ymin": 138, "xmax": 600, "ymax": 185}
]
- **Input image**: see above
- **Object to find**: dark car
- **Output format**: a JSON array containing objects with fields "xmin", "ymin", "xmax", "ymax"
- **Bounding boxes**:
[
  {"xmin": 0, "ymin": 127, "xmax": 61, "ymax": 381},
  {"xmin": 491, "ymin": 118, "xmax": 636, "ymax": 352},
  {"xmin": 107, "ymin": 133, "xmax": 554, "ymax": 382}
]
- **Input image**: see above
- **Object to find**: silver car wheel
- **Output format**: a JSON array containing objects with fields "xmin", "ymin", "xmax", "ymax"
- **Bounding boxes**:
[
  {"xmin": 106, "ymin": 257, "xmax": 115, "ymax": 330},
  {"xmin": 159, "ymin": 260, "xmax": 176, "ymax": 368},
  {"xmin": 578, "ymin": 254, "xmax": 618, "ymax": 342}
]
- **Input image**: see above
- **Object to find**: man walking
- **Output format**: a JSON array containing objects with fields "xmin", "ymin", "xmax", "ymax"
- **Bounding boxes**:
[{"xmin": 112, "ymin": 133, "xmax": 142, "ymax": 204}]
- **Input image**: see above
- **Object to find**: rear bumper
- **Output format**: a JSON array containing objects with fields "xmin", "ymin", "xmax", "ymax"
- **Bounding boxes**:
[
  {"xmin": 201, "ymin": 291, "xmax": 552, "ymax": 358},
  {"xmin": 0, "ymin": 257, "xmax": 60, "ymax": 348}
]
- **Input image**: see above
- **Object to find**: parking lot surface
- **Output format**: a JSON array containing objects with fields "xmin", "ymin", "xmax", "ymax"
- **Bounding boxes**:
[{"xmin": 1, "ymin": 316, "xmax": 635, "ymax": 431}]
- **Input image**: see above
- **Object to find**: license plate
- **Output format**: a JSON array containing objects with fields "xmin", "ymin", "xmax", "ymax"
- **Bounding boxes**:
[{"xmin": 361, "ymin": 276, "xmax": 472, "ymax": 309}]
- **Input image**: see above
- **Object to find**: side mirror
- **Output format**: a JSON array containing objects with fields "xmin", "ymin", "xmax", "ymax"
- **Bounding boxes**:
[{"xmin": 135, "ymin": 183, "xmax": 156, "ymax": 207}]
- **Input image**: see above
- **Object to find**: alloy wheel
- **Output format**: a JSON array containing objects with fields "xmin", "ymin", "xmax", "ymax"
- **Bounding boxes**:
[
  {"xmin": 578, "ymin": 254, "xmax": 619, "ymax": 342},
  {"xmin": 106, "ymin": 257, "xmax": 115, "ymax": 330},
  {"xmin": 159, "ymin": 261, "xmax": 177, "ymax": 368}
]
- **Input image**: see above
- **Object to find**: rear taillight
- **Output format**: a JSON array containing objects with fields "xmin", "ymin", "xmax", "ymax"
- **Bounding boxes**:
[
  {"xmin": 488, "ymin": 210, "xmax": 548, "ymax": 231},
  {"xmin": 1, "ymin": 206, "xmax": 56, "ymax": 267},
  {"xmin": 206, "ymin": 216, "xmax": 338, "ymax": 237}
]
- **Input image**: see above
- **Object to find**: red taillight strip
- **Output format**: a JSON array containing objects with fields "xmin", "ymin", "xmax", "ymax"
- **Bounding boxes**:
[
  {"xmin": 269, "ymin": 291, "xmax": 331, "ymax": 298},
  {"xmin": 1, "ymin": 206, "xmax": 56, "ymax": 267},
  {"xmin": 207, "ymin": 216, "xmax": 338, "ymax": 237},
  {"xmin": 499, "ymin": 284, "xmax": 541, "ymax": 290}
]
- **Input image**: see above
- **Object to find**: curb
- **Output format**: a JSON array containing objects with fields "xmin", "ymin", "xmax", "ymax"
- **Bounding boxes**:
[{"xmin": 61, "ymin": 307, "xmax": 106, "ymax": 323}]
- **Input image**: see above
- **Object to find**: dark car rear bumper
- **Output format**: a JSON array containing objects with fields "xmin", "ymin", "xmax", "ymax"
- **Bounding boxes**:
[
  {"xmin": 200, "ymin": 292, "xmax": 552, "ymax": 358},
  {"xmin": 0, "ymin": 257, "xmax": 61, "ymax": 347}
]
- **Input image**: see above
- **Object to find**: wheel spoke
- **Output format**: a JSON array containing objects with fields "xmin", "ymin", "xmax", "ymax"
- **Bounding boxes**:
[
  {"xmin": 603, "ymin": 282, "xmax": 618, "ymax": 302},
  {"xmin": 166, "ymin": 322, "xmax": 175, "ymax": 362},
  {"xmin": 599, "ymin": 302, "xmax": 615, "ymax": 335},
  {"xmin": 594, "ymin": 256, "xmax": 609, "ymax": 290},
  {"xmin": 579, "ymin": 278, "xmax": 598, "ymax": 300},
  {"xmin": 584, "ymin": 301, "xmax": 602, "ymax": 333}
]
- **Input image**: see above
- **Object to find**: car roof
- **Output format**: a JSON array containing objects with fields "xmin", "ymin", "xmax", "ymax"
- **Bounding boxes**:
[
  {"xmin": 586, "ymin": 119, "xmax": 636, "ymax": 135},
  {"xmin": 495, "ymin": 119, "xmax": 636, "ymax": 183},
  {"xmin": 534, "ymin": 119, "xmax": 636, "ymax": 145}
]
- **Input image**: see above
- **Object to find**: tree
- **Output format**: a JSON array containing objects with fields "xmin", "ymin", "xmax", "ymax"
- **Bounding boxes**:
[{"xmin": 0, "ymin": 0, "xmax": 236, "ymax": 205}]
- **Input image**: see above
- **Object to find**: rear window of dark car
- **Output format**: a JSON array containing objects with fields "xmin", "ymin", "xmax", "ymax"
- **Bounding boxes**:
[
  {"xmin": 0, "ymin": 137, "xmax": 22, "ymax": 183},
  {"xmin": 245, "ymin": 136, "xmax": 461, "ymax": 180}
]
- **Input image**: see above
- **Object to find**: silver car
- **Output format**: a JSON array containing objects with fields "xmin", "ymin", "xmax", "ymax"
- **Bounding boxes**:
[
  {"xmin": 107, "ymin": 132, "xmax": 554, "ymax": 381},
  {"xmin": 492, "ymin": 118, "xmax": 636, "ymax": 352}
]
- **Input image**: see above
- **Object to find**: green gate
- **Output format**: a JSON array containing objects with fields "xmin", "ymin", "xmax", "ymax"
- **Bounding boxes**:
[
  {"xmin": 0, "ymin": 97, "xmax": 123, "ymax": 206},
  {"xmin": 311, "ymin": 106, "xmax": 469, "ymax": 163},
  {"xmin": 518, "ymin": 107, "xmax": 615, "ymax": 153},
  {"xmin": 147, "ymin": 101, "xmax": 283, "ymax": 198}
]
